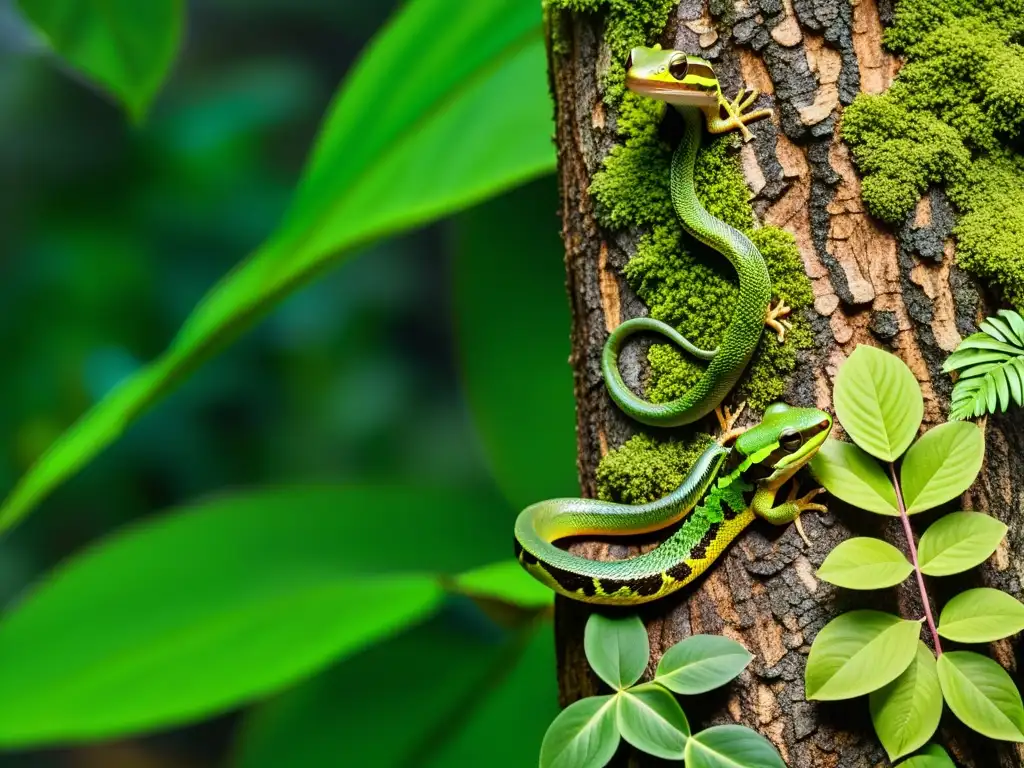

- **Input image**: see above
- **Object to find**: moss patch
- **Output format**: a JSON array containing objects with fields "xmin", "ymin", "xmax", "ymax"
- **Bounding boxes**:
[
  {"xmin": 548, "ymin": 0, "xmax": 677, "ymax": 103},
  {"xmin": 596, "ymin": 433, "xmax": 714, "ymax": 503},
  {"xmin": 842, "ymin": 0, "xmax": 1024, "ymax": 306}
]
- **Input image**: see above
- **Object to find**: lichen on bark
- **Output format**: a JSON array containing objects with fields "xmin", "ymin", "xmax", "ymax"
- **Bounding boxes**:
[{"xmin": 842, "ymin": 0, "xmax": 1024, "ymax": 306}]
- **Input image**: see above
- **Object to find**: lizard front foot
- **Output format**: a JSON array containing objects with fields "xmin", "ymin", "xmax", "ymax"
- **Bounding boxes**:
[
  {"xmin": 765, "ymin": 300, "xmax": 793, "ymax": 343},
  {"xmin": 715, "ymin": 402, "xmax": 747, "ymax": 445},
  {"xmin": 788, "ymin": 485, "xmax": 828, "ymax": 547},
  {"xmin": 708, "ymin": 89, "xmax": 773, "ymax": 142}
]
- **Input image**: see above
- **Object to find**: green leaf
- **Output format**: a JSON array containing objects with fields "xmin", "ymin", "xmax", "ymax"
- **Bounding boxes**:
[
  {"xmin": 809, "ymin": 440, "xmax": 898, "ymax": 515},
  {"xmin": 0, "ymin": 0, "xmax": 555, "ymax": 534},
  {"xmin": 937, "ymin": 588, "xmax": 1024, "ymax": 643},
  {"xmin": 897, "ymin": 743, "xmax": 956, "ymax": 767},
  {"xmin": 584, "ymin": 613, "xmax": 649, "ymax": 690},
  {"xmin": 654, "ymin": 634, "xmax": 752, "ymax": 694},
  {"xmin": 17, "ymin": 0, "xmax": 183, "ymax": 121},
  {"xmin": 816, "ymin": 537, "xmax": 913, "ymax": 589},
  {"xmin": 237, "ymin": 618, "xmax": 557, "ymax": 768},
  {"xmin": 900, "ymin": 422, "xmax": 985, "ymax": 514},
  {"xmin": 869, "ymin": 642, "xmax": 942, "ymax": 761},
  {"xmin": 945, "ymin": 311, "xmax": 1024, "ymax": 421},
  {"xmin": 805, "ymin": 610, "xmax": 921, "ymax": 700},
  {"xmin": 539, "ymin": 695, "xmax": 619, "ymax": 768},
  {"xmin": 452, "ymin": 559, "xmax": 553, "ymax": 609},
  {"xmin": 833, "ymin": 345, "xmax": 923, "ymax": 462},
  {"xmin": 0, "ymin": 486, "xmax": 511, "ymax": 747},
  {"xmin": 917, "ymin": 512, "xmax": 1007, "ymax": 576},
  {"xmin": 683, "ymin": 725, "xmax": 785, "ymax": 768},
  {"xmin": 616, "ymin": 684, "xmax": 690, "ymax": 760},
  {"xmin": 454, "ymin": 181, "xmax": 576, "ymax": 510},
  {"xmin": 936, "ymin": 651, "xmax": 1024, "ymax": 741}
]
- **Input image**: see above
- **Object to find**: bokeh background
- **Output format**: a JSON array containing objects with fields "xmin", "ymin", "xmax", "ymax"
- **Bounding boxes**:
[{"xmin": 0, "ymin": 0, "xmax": 576, "ymax": 764}]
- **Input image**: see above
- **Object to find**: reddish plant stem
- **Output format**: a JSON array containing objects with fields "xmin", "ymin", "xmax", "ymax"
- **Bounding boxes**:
[{"xmin": 889, "ymin": 462, "xmax": 943, "ymax": 655}]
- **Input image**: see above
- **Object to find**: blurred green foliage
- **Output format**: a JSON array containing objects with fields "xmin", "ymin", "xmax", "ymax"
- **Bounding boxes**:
[{"xmin": 0, "ymin": 0, "xmax": 571, "ymax": 764}]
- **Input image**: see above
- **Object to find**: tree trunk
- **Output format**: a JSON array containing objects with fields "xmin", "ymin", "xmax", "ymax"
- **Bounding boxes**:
[{"xmin": 549, "ymin": 2, "xmax": 1024, "ymax": 766}]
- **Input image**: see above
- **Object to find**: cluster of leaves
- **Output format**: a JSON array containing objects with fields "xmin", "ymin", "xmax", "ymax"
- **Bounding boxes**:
[
  {"xmin": 841, "ymin": 0, "xmax": 1024, "ymax": 306},
  {"xmin": 944, "ymin": 309, "xmax": 1024, "ymax": 421},
  {"xmin": 541, "ymin": 613, "xmax": 784, "ymax": 768},
  {"xmin": 808, "ymin": 346, "xmax": 1024, "ymax": 761}
]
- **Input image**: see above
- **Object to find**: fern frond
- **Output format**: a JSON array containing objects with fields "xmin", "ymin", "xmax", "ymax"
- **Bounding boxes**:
[{"xmin": 945, "ymin": 309, "xmax": 1024, "ymax": 420}]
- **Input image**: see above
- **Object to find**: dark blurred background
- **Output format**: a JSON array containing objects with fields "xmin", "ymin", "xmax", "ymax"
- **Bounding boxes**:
[{"xmin": 0, "ymin": 0, "xmax": 572, "ymax": 764}]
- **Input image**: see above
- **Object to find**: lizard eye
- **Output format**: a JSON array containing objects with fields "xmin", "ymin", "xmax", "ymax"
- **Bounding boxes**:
[
  {"xmin": 669, "ymin": 55, "xmax": 689, "ymax": 80},
  {"xmin": 779, "ymin": 429, "xmax": 803, "ymax": 452}
]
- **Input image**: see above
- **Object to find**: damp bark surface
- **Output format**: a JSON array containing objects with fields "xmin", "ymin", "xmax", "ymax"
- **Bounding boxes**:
[{"xmin": 549, "ymin": 1, "xmax": 1024, "ymax": 766}]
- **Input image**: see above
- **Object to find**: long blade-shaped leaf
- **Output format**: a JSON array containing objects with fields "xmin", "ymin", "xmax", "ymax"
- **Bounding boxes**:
[
  {"xmin": 0, "ymin": 0, "xmax": 554, "ymax": 533},
  {"xmin": 0, "ymin": 485, "xmax": 509, "ymax": 746}
]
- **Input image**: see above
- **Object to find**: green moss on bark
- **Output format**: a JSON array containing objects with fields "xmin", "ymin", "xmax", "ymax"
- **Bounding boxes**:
[
  {"xmin": 596, "ymin": 433, "xmax": 714, "ymax": 503},
  {"xmin": 842, "ymin": 0, "xmax": 1024, "ymax": 306}
]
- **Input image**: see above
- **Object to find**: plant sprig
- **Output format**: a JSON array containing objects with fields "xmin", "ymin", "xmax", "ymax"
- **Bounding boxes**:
[
  {"xmin": 944, "ymin": 309, "xmax": 1024, "ymax": 421},
  {"xmin": 809, "ymin": 345, "xmax": 1024, "ymax": 761},
  {"xmin": 540, "ymin": 613, "xmax": 783, "ymax": 768}
]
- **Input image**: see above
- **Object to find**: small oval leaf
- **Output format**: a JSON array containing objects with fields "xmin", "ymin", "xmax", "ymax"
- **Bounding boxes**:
[
  {"xmin": 817, "ymin": 538, "xmax": 913, "ymax": 589},
  {"xmin": 683, "ymin": 724, "xmax": 785, "ymax": 768},
  {"xmin": 918, "ymin": 512, "xmax": 1007, "ymax": 576},
  {"xmin": 616, "ymin": 684, "xmax": 690, "ymax": 760},
  {"xmin": 584, "ymin": 613, "xmax": 649, "ymax": 689},
  {"xmin": 654, "ymin": 635, "xmax": 752, "ymax": 695},
  {"xmin": 900, "ymin": 422, "xmax": 985, "ymax": 514},
  {"xmin": 938, "ymin": 588, "xmax": 1024, "ymax": 643},
  {"xmin": 833, "ymin": 345, "xmax": 923, "ymax": 462},
  {"xmin": 540, "ymin": 695, "xmax": 620, "ymax": 768},
  {"xmin": 936, "ymin": 651, "xmax": 1024, "ymax": 742},
  {"xmin": 805, "ymin": 610, "xmax": 921, "ymax": 701},
  {"xmin": 898, "ymin": 743, "xmax": 955, "ymax": 767},
  {"xmin": 869, "ymin": 642, "xmax": 942, "ymax": 761},
  {"xmin": 810, "ymin": 440, "xmax": 898, "ymax": 515}
]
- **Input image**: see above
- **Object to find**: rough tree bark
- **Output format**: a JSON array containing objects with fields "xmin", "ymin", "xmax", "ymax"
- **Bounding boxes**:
[{"xmin": 549, "ymin": 1, "xmax": 1024, "ymax": 766}]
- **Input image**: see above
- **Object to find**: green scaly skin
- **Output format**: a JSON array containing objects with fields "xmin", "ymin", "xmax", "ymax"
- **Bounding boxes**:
[
  {"xmin": 515, "ymin": 404, "xmax": 832, "ymax": 605},
  {"xmin": 602, "ymin": 47, "xmax": 788, "ymax": 427}
]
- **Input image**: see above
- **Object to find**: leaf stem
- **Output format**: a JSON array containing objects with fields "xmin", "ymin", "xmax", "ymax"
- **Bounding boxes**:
[{"xmin": 889, "ymin": 462, "xmax": 942, "ymax": 656}]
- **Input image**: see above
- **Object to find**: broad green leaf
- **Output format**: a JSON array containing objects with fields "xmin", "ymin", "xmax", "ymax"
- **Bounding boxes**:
[
  {"xmin": 454, "ymin": 181, "xmax": 576, "ymax": 510},
  {"xmin": 616, "ymin": 684, "xmax": 690, "ymax": 760},
  {"xmin": 654, "ymin": 634, "xmax": 752, "ymax": 694},
  {"xmin": 0, "ymin": 0, "xmax": 555, "ymax": 534},
  {"xmin": 584, "ymin": 613, "xmax": 649, "ymax": 690},
  {"xmin": 937, "ymin": 651, "xmax": 1024, "ymax": 741},
  {"xmin": 810, "ymin": 440, "xmax": 898, "ymax": 515},
  {"xmin": 816, "ymin": 537, "xmax": 913, "ymax": 589},
  {"xmin": 17, "ymin": 0, "xmax": 183, "ymax": 121},
  {"xmin": 0, "ymin": 485, "xmax": 511, "ymax": 747},
  {"xmin": 423, "ymin": 621, "xmax": 559, "ymax": 767},
  {"xmin": 452, "ymin": 559, "xmax": 553, "ymax": 609},
  {"xmin": 237, "ymin": 617, "xmax": 556, "ymax": 768},
  {"xmin": 900, "ymin": 422, "xmax": 985, "ymax": 514},
  {"xmin": 539, "ymin": 695, "xmax": 619, "ymax": 768},
  {"xmin": 937, "ymin": 588, "xmax": 1024, "ymax": 643},
  {"xmin": 805, "ymin": 610, "xmax": 921, "ymax": 700},
  {"xmin": 683, "ymin": 725, "xmax": 785, "ymax": 768},
  {"xmin": 833, "ymin": 345, "xmax": 923, "ymax": 461},
  {"xmin": 917, "ymin": 512, "xmax": 1007, "ymax": 576},
  {"xmin": 869, "ymin": 642, "xmax": 941, "ymax": 761},
  {"xmin": 898, "ymin": 744, "xmax": 955, "ymax": 767}
]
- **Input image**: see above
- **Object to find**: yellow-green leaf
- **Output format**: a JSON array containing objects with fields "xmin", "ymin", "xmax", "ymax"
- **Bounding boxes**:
[
  {"xmin": 810, "ymin": 439, "xmax": 898, "ymax": 515},
  {"xmin": 817, "ymin": 537, "xmax": 913, "ymax": 589},
  {"xmin": 833, "ymin": 345, "xmax": 923, "ymax": 462},
  {"xmin": 917, "ymin": 512, "xmax": 1006, "ymax": 576},
  {"xmin": 616, "ymin": 684, "xmax": 690, "ymax": 760},
  {"xmin": 937, "ymin": 651, "xmax": 1024, "ymax": 741},
  {"xmin": 900, "ymin": 422, "xmax": 984, "ymax": 514},
  {"xmin": 452, "ymin": 559, "xmax": 553, "ymax": 609},
  {"xmin": 585, "ymin": 613, "xmax": 649, "ymax": 690},
  {"xmin": 869, "ymin": 642, "xmax": 941, "ymax": 761},
  {"xmin": 805, "ymin": 610, "xmax": 921, "ymax": 700},
  {"xmin": 937, "ymin": 588, "xmax": 1024, "ymax": 643},
  {"xmin": 540, "ymin": 695, "xmax": 619, "ymax": 768}
]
